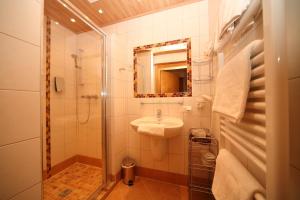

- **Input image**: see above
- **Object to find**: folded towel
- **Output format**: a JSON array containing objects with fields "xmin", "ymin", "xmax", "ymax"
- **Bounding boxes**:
[
  {"xmin": 212, "ymin": 40, "xmax": 263, "ymax": 122},
  {"xmin": 137, "ymin": 123, "xmax": 164, "ymax": 137},
  {"xmin": 212, "ymin": 149, "xmax": 265, "ymax": 200}
]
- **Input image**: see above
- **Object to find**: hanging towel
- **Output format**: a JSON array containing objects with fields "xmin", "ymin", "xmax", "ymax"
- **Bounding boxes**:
[
  {"xmin": 212, "ymin": 40, "xmax": 263, "ymax": 122},
  {"xmin": 212, "ymin": 149, "xmax": 265, "ymax": 200},
  {"xmin": 137, "ymin": 124, "xmax": 164, "ymax": 137}
]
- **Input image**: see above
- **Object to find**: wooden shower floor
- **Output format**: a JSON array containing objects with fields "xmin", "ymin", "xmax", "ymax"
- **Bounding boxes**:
[{"xmin": 43, "ymin": 163, "xmax": 102, "ymax": 200}]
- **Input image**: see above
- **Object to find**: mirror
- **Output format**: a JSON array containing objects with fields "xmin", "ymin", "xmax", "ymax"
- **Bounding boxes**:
[{"xmin": 134, "ymin": 38, "xmax": 192, "ymax": 98}]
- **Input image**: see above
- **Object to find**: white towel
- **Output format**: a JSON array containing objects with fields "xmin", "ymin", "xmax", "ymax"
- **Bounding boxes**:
[
  {"xmin": 212, "ymin": 149, "xmax": 265, "ymax": 200},
  {"xmin": 137, "ymin": 123, "xmax": 164, "ymax": 137},
  {"xmin": 212, "ymin": 40, "xmax": 263, "ymax": 122}
]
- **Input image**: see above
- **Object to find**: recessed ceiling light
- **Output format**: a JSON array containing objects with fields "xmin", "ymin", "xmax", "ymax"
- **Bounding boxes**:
[
  {"xmin": 70, "ymin": 18, "xmax": 76, "ymax": 23},
  {"xmin": 88, "ymin": 0, "xmax": 99, "ymax": 3},
  {"xmin": 62, "ymin": 3, "xmax": 67, "ymax": 7},
  {"xmin": 55, "ymin": 21, "xmax": 59, "ymax": 25},
  {"xmin": 98, "ymin": 9, "xmax": 103, "ymax": 14}
]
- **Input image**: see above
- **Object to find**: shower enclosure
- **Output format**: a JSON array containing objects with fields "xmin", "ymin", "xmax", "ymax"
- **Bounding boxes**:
[{"xmin": 42, "ymin": 1, "xmax": 107, "ymax": 199}]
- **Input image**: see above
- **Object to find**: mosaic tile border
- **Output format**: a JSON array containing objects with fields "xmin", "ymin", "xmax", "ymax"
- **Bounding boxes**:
[
  {"xmin": 133, "ymin": 38, "xmax": 192, "ymax": 98},
  {"xmin": 45, "ymin": 17, "xmax": 52, "ymax": 178}
]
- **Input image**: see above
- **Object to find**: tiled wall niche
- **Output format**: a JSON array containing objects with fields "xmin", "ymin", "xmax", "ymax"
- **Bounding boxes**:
[{"xmin": 103, "ymin": 0, "xmax": 212, "ymax": 178}]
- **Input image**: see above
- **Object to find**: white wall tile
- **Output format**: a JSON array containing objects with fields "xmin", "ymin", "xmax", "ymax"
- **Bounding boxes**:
[
  {"xmin": 0, "ymin": 34, "xmax": 40, "ymax": 91},
  {"xmin": 140, "ymin": 135, "xmax": 151, "ymax": 151},
  {"xmin": 51, "ymin": 127, "xmax": 65, "ymax": 166},
  {"xmin": 127, "ymin": 98, "xmax": 141, "ymax": 115},
  {"xmin": 183, "ymin": 18, "xmax": 200, "ymax": 38},
  {"xmin": 0, "ymin": 1, "xmax": 42, "ymax": 199},
  {"xmin": 111, "ymin": 98, "xmax": 126, "ymax": 117},
  {"xmin": 140, "ymin": 149, "xmax": 154, "ymax": 168},
  {"xmin": 0, "ymin": 90, "xmax": 40, "ymax": 146},
  {"xmin": 152, "ymin": 14, "xmax": 168, "ymax": 43},
  {"xmin": 169, "ymin": 154, "xmax": 185, "ymax": 174},
  {"xmin": 0, "ymin": 138, "xmax": 41, "ymax": 200},
  {"xmin": 168, "ymin": 103, "xmax": 184, "ymax": 118},
  {"xmin": 128, "ymin": 128, "xmax": 140, "ymax": 149},
  {"xmin": 169, "ymin": 135, "xmax": 184, "ymax": 155},
  {"xmin": 0, "ymin": 0, "xmax": 41, "ymax": 46},
  {"xmin": 182, "ymin": 2, "xmax": 202, "ymax": 20},
  {"xmin": 166, "ymin": 12, "xmax": 183, "ymax": 40},
  {"xmin": 154, "ymin": 154, "xmax": 169, "ymax": 171},
  {"xmin": 128, "ymin": 147, "xmax": 140, "ymax": 166}
]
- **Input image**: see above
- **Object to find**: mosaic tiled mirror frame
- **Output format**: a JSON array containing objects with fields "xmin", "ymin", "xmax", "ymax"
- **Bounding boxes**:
[{"xmin": 133, "ymin": 38, "xmax": 192, "ymax": 98}]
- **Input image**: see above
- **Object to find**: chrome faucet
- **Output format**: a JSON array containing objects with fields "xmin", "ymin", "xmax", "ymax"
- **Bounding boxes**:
[{"xmin": 156, "ymin": 109, "xmax": 162, "ymax": 121}]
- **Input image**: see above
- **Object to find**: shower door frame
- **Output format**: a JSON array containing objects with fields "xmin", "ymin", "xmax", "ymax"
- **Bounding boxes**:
[{"xmin": 44, "ymin": 0, "xmax": 109, "ymax": 197}]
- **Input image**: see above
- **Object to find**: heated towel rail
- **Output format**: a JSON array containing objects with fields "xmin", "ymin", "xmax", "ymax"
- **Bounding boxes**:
[
  {"xmin": 220, "ymin": 41, "xmax": 266, "ymax": 199},
  {"xmin": 217, "ymin": 0, "xmax": 262, "ymax": 51}
]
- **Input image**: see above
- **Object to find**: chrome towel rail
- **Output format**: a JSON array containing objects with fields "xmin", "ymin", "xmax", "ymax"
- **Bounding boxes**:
[{"xmin": 140, "ymin": 101, "xmax": 183, "ymax": 105}]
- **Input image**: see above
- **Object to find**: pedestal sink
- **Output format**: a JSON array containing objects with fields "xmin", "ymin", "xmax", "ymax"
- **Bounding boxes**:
[{"xmin": 130, "ymin": 117, "xmax": 184, "ymax": 160}]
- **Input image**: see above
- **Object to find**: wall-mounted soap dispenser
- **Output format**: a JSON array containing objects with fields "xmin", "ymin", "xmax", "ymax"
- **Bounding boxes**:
[{"xmin": 54, "ymin": 76, "xmax": 65, "ymax": 93}]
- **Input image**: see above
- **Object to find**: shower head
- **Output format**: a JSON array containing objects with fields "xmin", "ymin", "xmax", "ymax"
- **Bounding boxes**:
[{"xmin": 71, "ymin": 54, "xmax": 81, "ymax": 69}]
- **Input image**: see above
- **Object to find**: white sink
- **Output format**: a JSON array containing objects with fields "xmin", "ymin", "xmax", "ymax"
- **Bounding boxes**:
[
  {"xmin": 130, "ymin": 116, "xmax": 184, "ymax": 160},
  {"xmin": 130, "ymin": 117, "xmax": 183, "ymax": 160},
  {"xmin": 130, "ymin": 116, "xmax": 183, "ymax": 139}
]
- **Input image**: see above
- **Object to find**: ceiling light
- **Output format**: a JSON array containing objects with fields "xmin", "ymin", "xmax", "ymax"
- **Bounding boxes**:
[
  {"xmin": 55, "ymin": 21, "xmax": 59, "ymax": 25},
  {"xmin": 70, "ymin": 18, "xmax": 76, "ymax": 23},
  {"xmin": 88, "ymin": 0, "xmax": 99, "ymax": 3},
  {"xmin": 98, "ymin": 9, "xmax": 103, "ymax": 14},
  {"xmin": 62, "ymin": 3, "xmax": 67, "ymax": 7}
]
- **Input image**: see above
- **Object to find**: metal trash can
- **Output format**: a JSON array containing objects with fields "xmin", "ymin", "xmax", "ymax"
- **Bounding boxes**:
[{"xmin": 121, "ymin": 157, "xmax": 136, "ymax": 186}]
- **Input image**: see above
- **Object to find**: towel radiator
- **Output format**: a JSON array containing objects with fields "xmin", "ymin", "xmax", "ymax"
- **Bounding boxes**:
[
  {"xmin": 220, "ymin": 40, "xmax": 266, "ymax": 194},
  {"xmin": 216, "ymin": 0, "xmax": 262, "ymax": 51}
]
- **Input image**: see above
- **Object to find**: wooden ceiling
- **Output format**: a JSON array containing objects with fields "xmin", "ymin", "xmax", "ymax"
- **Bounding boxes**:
[
  {"xmin": 45, "ymin": 0, "xmax": 91, "ymax": 33},
  {"xmin": 45, "ymin": 0, "xmax": 199, "ymax": 33}
]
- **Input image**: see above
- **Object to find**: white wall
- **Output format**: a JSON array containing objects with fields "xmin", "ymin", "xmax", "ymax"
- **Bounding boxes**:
[
  {"xmin": 286, "ymin": 0, "xmax": 300, "ymax": 199},
  {"xmin": 103, "ymin": 0, "xmax": 212, "ymax": 176},
  {"xmin": 0, "ymin": 0, "xmax": 43, "ymax": 199},
  {"xmin": 263, "ymin": 0, "xmax": 290, "ymax": 198}
]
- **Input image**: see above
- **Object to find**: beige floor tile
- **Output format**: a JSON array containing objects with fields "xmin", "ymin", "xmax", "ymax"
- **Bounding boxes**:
[
  {"xmin": 43, "ymin": 163, "xmax": 102, "ymax": 200},
  {"xmin": 106, "ymin": 177, "xmax": 188, "ymax": 200}
]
